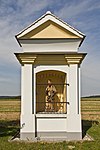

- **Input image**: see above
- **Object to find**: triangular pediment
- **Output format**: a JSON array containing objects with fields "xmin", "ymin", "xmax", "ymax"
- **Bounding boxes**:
[
  {"xmin": 20, "ymin": 20, "xmax": 80, "ymax": 39},
  {"xmin": 16, "ymin": 11, "xmax": 85, "ymax": 40}
]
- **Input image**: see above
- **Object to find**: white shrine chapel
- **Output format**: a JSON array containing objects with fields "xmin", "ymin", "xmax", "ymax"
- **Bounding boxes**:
[{"xmin": 15, "ymin": 11, "xmax": 87, "ymax": 141}]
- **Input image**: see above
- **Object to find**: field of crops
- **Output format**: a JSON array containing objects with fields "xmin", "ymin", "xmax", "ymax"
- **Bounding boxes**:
[
  {"xmin": 0, "ymin": 100, "xmax": 20, "ymax": 120},
  {"xmin": 81, "ymin": 98, "xmax": 100, "ymax": 120},
  {"xmin": 0, "ymin": 97, "xmax": 100, "ymax": 150},
  {"xmin": 0, "ymin": 98, "xmax": 100, "ymax": 121}
]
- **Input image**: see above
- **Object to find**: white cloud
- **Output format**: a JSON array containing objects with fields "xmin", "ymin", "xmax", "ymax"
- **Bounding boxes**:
[
  {"xmin": 54, "ymin": 0, "xmax": 100, "ymax": 20},
  {"xmin": 0, "ymin": 0, "xmax": 100, "ymax": 96},
  {"xmin": 0, "ymin": 0, "xmax": 55, "ymax": 95}
]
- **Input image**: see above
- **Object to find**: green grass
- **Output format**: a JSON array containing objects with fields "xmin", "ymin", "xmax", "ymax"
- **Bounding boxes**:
[
  {"xmin": 0, "ymin": 120, "xmax": 100, "ymax": 150},
  {"xmin": 0, "ymin": 97, "xmax": 100, "ymax": 149}
]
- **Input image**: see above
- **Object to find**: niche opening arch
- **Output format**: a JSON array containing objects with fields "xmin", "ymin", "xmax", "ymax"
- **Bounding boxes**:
[{"xmin": 36, "ymin": 70, "xmax": 67, "ymax": 113}]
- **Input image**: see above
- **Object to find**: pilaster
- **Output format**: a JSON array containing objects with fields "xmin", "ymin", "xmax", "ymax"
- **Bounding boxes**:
[{"xmin": 20, "ymin": 64, "xmax": 35, "ymax": 140}]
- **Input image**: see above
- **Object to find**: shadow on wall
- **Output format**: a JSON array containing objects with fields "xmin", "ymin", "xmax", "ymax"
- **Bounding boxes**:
[{"xmin": 82, "ymin": 120, "xmax": 99, "ymax": 138}]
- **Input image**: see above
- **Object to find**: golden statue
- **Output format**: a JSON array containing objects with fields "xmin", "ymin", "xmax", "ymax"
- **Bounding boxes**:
[{"xmin": 45, "ymin": 79, "xmax": 57, "ymax": 112}]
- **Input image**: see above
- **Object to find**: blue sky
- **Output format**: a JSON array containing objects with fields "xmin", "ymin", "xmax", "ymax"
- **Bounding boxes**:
[{"xmin": 0, "ymin": 0, "xmax": 100, "ymax": 96}]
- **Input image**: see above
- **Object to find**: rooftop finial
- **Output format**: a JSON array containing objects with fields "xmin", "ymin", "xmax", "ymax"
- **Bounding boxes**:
[{"xmin": 46, "ymin": 11, "xmax": 52, "ymax": 15}]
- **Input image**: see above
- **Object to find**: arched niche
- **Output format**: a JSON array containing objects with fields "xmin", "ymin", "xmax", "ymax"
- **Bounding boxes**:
[{"xmin": 36, "ymin": 70, "xmax": 67, "ymax": 113}]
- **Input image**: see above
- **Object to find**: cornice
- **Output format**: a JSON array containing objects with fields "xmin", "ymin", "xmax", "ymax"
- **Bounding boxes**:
[
  {"xmin": 15, "ymin": 53, "xmax": 87, "ymax": 65},
  {"xmin": 15, "ymin": 53, "xmax": 37, "ymax": 65},
  {"xmin": 65, "ymin": 53, "xmax": 87, "ymax": 65}
]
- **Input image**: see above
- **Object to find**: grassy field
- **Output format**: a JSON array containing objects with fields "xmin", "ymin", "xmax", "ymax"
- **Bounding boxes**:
[{"xmin": 0, "ymin": 98, "xmax": 100, "ymax": 150}]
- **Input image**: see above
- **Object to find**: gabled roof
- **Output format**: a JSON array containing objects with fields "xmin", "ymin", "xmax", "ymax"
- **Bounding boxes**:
[{"xmin": 16, "ymin": 11, "xmax": 85, "ymax": 40}]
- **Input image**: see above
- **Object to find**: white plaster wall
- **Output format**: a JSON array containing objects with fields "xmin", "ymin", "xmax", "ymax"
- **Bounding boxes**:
[
  {"xmin": 21, "ymin": 114, "xmax": 35, "ymax": 132},
  {"xmin": 78, "ymin": 67, "xmax": 81, "ymax": 114},
  {"xmin": 21, "ymin": 64, "xmax": 35, "ymax": 133},
  {"xmin": 66, "ymin": 114, "xmax": 82, "ymax": 132},
  {"xmin": 34, "ymin": 65, "xmax": 69, "ymax": 74},
  {"xmin": 20, "ymin": 63, "xmax": 81, "ymax": 134},
  {"xmin": 66, "ymin": 64, "xmax": 82, "ymax": 132},
  {"xmin": 37, "ymin": 118, "xmax": 67, "ymax": 132},
  {"xmin": 69, "ymin": 64, "xmax": 78, "ymax": 114},
  {"xmin": 20, "ymin": 39, "xmax": 81, "ymax": 52},
  {"xmin": 21, "ymin": 64, "xmax": 33, "ymax": 114},
  {"xmin": 33, "ymin": 67, "xmax": 36, "ymax": 114}
]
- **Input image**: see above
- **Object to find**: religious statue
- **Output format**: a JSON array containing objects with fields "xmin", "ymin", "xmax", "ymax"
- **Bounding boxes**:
[{"xmin": 45, "ymin": 79, "xmax": 57, "ymax": 111}]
